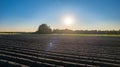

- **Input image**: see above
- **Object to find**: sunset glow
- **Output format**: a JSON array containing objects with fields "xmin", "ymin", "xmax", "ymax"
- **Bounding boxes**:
[{"xmin": 0, "ymin": 0, "xmax": 120, "ymax": 32}]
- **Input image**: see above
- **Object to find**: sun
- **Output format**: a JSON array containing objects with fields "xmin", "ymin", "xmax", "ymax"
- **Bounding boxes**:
[{"xmin": 63, "ymin": 16, "xmax": 74, "ymax": 26}]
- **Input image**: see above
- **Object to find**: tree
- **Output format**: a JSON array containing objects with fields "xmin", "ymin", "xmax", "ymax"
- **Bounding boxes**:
[{"xmin": 36, "ymin": 24, "xmax": 52, "ymax": 34}]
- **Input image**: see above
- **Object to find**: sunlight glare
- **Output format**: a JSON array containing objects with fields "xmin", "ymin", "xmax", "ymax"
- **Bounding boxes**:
[{"xmin": 63, "ymin": 16, "xmax": 74, "ymax": 26}]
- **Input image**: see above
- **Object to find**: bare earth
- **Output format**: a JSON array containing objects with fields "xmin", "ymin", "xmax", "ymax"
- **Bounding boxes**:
[{"xmin": 0, "ymin": 34, "xmax": 120, "ymax": 67}]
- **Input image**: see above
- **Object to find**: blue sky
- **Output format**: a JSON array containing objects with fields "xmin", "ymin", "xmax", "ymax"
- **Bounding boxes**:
[{"xmin": 0, "ymin": 0, "xmax": 120, "ymax": 32}]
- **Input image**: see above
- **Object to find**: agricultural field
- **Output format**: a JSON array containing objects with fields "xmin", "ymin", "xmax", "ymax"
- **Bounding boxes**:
[{"xmin": 0, "ymin": 34, "xmax": 120, "ymax": 67}]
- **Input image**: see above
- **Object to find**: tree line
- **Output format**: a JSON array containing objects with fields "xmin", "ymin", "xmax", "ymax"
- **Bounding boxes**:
[{"xmin": 36, "ymin": 24, "xmax": 120, "ymax": 34}]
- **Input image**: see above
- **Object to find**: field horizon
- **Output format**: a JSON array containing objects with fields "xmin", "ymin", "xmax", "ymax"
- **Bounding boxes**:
[{"xmin": 1, "ymin": 0, "xmax": 120, "ymax": 67}]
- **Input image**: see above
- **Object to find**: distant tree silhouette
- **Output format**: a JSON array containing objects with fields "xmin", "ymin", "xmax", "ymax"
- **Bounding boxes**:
[
  {"xmin": 53, "ymin": 29, "xmax": 120, "ymax": 34},
  {"xmin": 36, "ymin": 24, "xmax": 52, "ymax": 34},
  {"xmin": 35, "ymin": 24, "xmax": 120, "ymax": 34},
  {"xmin": 53, "ymin": 29, "xmax": 74, "ymax": 34}
]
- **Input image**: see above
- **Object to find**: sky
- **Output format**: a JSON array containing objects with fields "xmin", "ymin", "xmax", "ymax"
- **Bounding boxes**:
[{"xmin": 0, "ymin": 0, "xmax": 120, "ymax": 32}]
